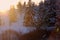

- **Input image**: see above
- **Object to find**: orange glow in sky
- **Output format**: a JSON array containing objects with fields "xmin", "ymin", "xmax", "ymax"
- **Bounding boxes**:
[
  {"xmin": 0, "ymin": 0, "xmax": 44, "ymax": 12},
  {"xmin": 0, "ymin": 0, "xmax": 19, "ymax": 12}
]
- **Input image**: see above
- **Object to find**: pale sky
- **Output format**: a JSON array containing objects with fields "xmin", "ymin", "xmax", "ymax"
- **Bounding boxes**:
[
  {"xmin": 20, "ymin": 0, "xmax": 44, "ymax": 5},
  {"xmin": 0, "ymin": 0, "xmax": 44, "ymax": 12}
]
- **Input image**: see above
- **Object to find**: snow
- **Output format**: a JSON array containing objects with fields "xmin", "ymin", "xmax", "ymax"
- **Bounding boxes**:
[{"xmin": 0, "ymin": 11, "xmax": 36, "ymax": 34}]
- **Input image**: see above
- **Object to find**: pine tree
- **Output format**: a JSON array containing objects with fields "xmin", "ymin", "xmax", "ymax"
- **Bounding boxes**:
[
  {"xmin": 24, "ymin": 7, "xmax": 35, "ymax": 27},
  {"xmin": 38, "ymin": 0, "xmax": 56, "ymax": 40},
  {"xmin": 0, "ymin": 18, "xmax": 2, "ymax": 26},
  {"xmin": 56, "ymin": 0, "xmax": 60, "ymax": 32},
  {"xmin": 43, "ymin": 0, "xmax": 56, "ymax": 28},
  {"xmin": 9, "ymin": 5, "xmax": 17, "ymax": 24},
  {"xmin": 23, "ymin": 2, "xmax": 26, "ymax": 8},
  {"xmin": 28, "ymin": 0, "xmax": 32, "ymax": 7},
  {"xmin": 24, "ymin": 0, "xmax": 35, "ymax": 27},
  {"xmin": 17, "ymin": 2, "xmax": 22, "ymax": 12},
  {"xmin": 35, "ymin": 1, "xmax": 45, "ymax": 28}
]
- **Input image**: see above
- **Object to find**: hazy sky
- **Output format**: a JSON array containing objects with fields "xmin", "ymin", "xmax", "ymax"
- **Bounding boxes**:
[
  {"xmin": 0, "ymin": 0, "xmax": 44, "ymax": 12},
  {"xmin": 20, "ymin": 0, "xmax": 44, "ymax": 5}
]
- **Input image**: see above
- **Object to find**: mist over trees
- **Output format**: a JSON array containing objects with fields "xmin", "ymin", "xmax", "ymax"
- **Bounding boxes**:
[
  {"xmin": 16, "ymin": 0, "xmax": 57, "ymax": 40},
  {"xmin": 17, "ymin": 0, "xmax": 56, "ymax": 30},
  {"xmin": 16, "ymin": 0, "xmax": 57, "ymax": 30},
  {"xmin": 0, "ymin": 0, "xmax": 60, "ymax": 40}
]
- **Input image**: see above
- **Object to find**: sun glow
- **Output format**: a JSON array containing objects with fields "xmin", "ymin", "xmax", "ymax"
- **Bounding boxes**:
[
  {"xmin": 0, "ymin": 0, "xmax": 44, "ymax": 12},
  {"xmin": 0, "ymin": 0, "xmax": 19, "ymax": 12},
  {"xmin": 20, "ymin": 0, "xmax": 44, "ymax": 5}
]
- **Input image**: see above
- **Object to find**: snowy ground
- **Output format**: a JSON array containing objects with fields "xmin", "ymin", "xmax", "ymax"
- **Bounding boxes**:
[{"xmin": 0, "ymin": 11, "xmax": 36, "ymax": 34}]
